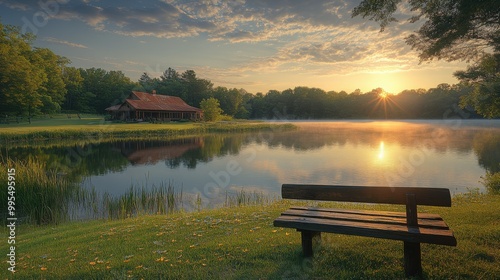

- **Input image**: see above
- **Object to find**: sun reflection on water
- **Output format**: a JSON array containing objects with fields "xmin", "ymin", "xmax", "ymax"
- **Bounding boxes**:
[{"xmin": 378, "ymin": 141, "xmax": 385, "ymax": 160}]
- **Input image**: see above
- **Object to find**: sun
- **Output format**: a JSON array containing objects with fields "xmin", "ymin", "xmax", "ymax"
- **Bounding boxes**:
[{"xmin": 379, "ymin": 92, "xmax": 388, "ymax": 99}]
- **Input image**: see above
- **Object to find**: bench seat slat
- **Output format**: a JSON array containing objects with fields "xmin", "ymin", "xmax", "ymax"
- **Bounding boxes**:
[
  {"xmin": 282, "ymin": 208, "xmax": 450, "ymax": 229},
  {"xmin": 289, "ymin": 206, "xmax": 443, "ymax": 220},
  {"xmin": 273, "ymin": 215, "xmax": 457, "ymax": 246}
]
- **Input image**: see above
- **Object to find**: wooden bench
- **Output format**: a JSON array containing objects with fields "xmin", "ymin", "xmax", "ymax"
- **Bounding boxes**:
[{"xmin": 273, "ymin": 184, "xmax": 457, "ymax": 277}]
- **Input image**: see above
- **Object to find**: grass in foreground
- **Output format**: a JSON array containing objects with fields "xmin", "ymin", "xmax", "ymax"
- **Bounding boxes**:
[{"xmin": 1, "ymin": 193, "xmax": 499, "ymax": 279}]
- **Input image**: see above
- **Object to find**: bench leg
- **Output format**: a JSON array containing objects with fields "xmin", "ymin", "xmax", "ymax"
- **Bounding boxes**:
[
  {"xmin": 404, "ymin": 241, "xmax": 422, "ymax": 277},
  {"xmin": 300, "ymin": 230, "xmax": 321, "ymax": 257}
]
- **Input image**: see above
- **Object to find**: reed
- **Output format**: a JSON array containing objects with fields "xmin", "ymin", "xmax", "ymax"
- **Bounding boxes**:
[
  {"xmin": 77, "ymin": 182, "xmax": 184, "ymax": 220},
  {"xmin": 224, "ymin": 189, "xmax": 277, "ymax": 207},
  {"xmin": 0, "ymin": 156, "xmax": 279, "ymax": 225},
  {"xmin": 0, "ymin": 157, "xmax": 75, "ymax": 225}
]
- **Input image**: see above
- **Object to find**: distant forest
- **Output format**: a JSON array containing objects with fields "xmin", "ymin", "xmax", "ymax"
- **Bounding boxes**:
[{"xmin": 0, "ymin": 21, "xmax": 481, "ymax": 120}]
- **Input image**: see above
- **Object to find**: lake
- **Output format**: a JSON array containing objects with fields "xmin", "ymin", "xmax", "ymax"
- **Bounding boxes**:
[{"xmin": 4, "ymin": 120, "xmax": 500, "ymax": 217}]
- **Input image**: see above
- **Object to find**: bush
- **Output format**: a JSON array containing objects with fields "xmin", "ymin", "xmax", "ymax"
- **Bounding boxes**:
[
  {"xmin": 481, "ymin": 171, "xmax": 500, "ymax": 194},
  {"xmin": 200, "ymin": 97, "xmax": 223, "ymax": 122}
]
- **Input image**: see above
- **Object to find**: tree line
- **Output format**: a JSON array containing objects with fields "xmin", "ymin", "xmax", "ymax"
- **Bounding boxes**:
[
  {"xmin": 0, "ymin": 18, "xmax": 496, "ymax": 121},
  {"xmin": 248, "ymin": 85, "xmax": 477, "ymax": 120}
]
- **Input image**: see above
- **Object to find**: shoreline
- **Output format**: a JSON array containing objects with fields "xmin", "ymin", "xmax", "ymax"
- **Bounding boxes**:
[{"xmin": 0, "ymin": 120, "xmax": 297, "ymax": 143}]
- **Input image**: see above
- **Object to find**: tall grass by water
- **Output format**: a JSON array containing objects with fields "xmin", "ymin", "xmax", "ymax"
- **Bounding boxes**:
[
  {"xmin": 224, "ymin": 189, "xmax": 277, "ymax": 208},
  {"xmin": 0, "ymin": 157, "xmax": 74, "ymax": 225},
  {"xmin": 1, "ymin": 157, "xmax": 277, "ymax": 225},
  {"xmin": 75, "ymin": 183, "xmax": 183, "ymax": 220}
]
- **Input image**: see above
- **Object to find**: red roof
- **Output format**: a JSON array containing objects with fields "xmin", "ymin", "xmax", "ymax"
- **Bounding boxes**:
[
  {"xmin": 124, "ymin": 91, "xmax": 202, "ymax": 112},
  {"xmin": 105, "ymin": 104, "xmax": 121, "ymax": 111}
]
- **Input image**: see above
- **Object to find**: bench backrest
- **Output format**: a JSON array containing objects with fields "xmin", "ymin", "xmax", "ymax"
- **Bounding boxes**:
[{"xmin": 282, "ymin": 184, "xmax": 452, "ymax": 207}]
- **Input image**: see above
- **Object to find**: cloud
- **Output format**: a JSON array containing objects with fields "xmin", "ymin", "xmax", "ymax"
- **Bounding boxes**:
[
  {"xmin": 0, "ymin": 0, "xmax": 31, "ymax": 11},
  {"xmin": 0, "ymin": 0, "xmax": 395, "ymax": 41},
  {"xmin": 1, "ymin": 0, "xmax": 439, "ymax": 88},
  {"xmin": 43, "ymin": 37, "xmax": 88, "ymax": 48}
]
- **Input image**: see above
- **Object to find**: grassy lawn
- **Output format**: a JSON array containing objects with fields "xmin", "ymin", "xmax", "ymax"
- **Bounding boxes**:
[
  {"xmin": 0, "ymin": 115, "xmax": 295, "ymax": 142},
  {"xmin": 2, "ymin": 193, "xmax": 499, "ymax": 279}
]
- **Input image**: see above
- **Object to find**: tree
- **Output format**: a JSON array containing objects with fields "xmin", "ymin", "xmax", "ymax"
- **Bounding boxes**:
[
  {"xmin": 249, "ymin": 92, "xmax": 266, "ymax": 119},
  {"xmin": 353, "ymin": 0, "xmax": 500, "ymax": 62},
  {"xmin": 352, "ymin": 0, "xmax": 500, "ymax": 117},
  {"xmin": 212, "ymin": 87, "xmax": 243, "ymax": 117},
  {"xmin": 138, "ymin": 72, "xmax": 158, "ymax": 93},
  {"xmin": 31, "ymin": 48, "xmax": 68, "ymax": 114},
  {"xmin": 0, "ymin": 21, "xmax": 71, "ymax": 119},
  {"xmin": 158, "ymin": 67, "xmax": 184, "ymax": 97},
  {"xmin": 80, "ymin": 68, "xmax": 135, "ymax": 113},
  {"xmin": 160, "ymin": 67, "xmax": 180, "ymax": 81},
  {"xmin": 62, "ymin": 67, "xmax": 84, "ymax": 111},
  {"xmin": 181, "ymin": 70, "xmax": 213, "ymax": 107},
  {"xmin": 456, "ymin": 54, "xmax": 500, "ymax": 118},
  {"xmin": 235, "ymin": 90, "xmax": 253, "ymax": 119},
  {"xmin": 0, "ymin": 23, "xmax": 45, "ymax": 119},
  {"xmin": 200, "ymin": 97, "xmax": 223, "ymax": 122}
]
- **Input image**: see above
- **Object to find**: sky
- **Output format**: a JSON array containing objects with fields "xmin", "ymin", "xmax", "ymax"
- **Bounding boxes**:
[{"xmin": 0, "ymin": 0, "xmax": 468, "ymax": 94}]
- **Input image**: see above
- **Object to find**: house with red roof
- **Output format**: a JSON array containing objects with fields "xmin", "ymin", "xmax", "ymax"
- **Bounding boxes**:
[{"xmin": 106, "ymin": 91, "xmax": 203, "ymax": 121}]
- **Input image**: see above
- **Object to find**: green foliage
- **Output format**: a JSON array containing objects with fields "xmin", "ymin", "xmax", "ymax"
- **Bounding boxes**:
[
  {"xmin": 137, "ymin": 68, "xmax": 212, "ymax": 108},
  {"xmin": 181, "ymin": 70, "xmax": 213, "ymax": 107},
  {"xmin": 0, "ymin": 22, "xmax": 68, "ymax": 116},
  {"xmin": 457, "ymin": 54, "xmax": 500, "ymax": 118},
  {"xmin": 212, "ymin": 87, "xmax": 240, "ymax": 116},
  {"xmin": 138, "ymin": 72, "xmax": 157, "ymax": 93},
  {"xmin": 33, "ymin": 48, "xmax": 68, "ymax": 113},
  {"xmin": 353, "ymin": 0, "xmax": 500, "ymax": 62},
  {"xmin": 246, "ymin": 85, "xmax": 474, "ymax": 119},
  {"xmin": 78, "ymin": 68, "xmax": 135, "ymax": 113},
  {"xmin": 200, "ymin": 97, "xmax": 223, "ymax": 122},
  {"xmin": 352, "ymin": 0, "xmax": 500, "ymax": 118},
  {"xmin": 481, "ymin": 171, "xmax": 500, "ymax": 194},
  {"xmin": 62, "ymin": 67, "xmax": 87, "ymax": 112},
  {"xmin": 0, "ymin": 24, "xmax": 44, "ymax": 116}
]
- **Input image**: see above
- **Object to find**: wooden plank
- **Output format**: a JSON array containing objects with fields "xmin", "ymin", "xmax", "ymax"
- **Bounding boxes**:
[
  {"xmin": 406, "ymin": 194, "xmax": 418, "ymax": 226},
  {"xmin": 290, "ymin": 206, "xmax": 443, "ymax": 220},
  {"xmin": 282, "ymin": 184, "xmax": 452, "ymax": 207},
  {"xmin": 281, "ymin": 209, "xmax": 450, "ymax": 229},
  {"xmin": 404, "ymin": 241, "xmax": 422, "ymax": 277},
  {"xmin": 273, "ymin": 215, "xmax": 457, "ymax": 246},
  {"xmin": 300, "ymin": 230, "xmax": 321, "ymax": 257}
]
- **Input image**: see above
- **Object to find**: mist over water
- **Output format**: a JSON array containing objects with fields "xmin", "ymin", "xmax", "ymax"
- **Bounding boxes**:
[{"xmin": 4, "ymin": 120, "xmax": 500, "ymax": 213}]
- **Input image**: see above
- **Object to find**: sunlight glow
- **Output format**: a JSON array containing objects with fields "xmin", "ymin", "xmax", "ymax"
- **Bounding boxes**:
[
  {"xmin": 368, "ymin": 90, "xmax": 408, "ymax": 119},
  {"xmin": 378, "ymin": 141, "xmax": 385, "ymax": 160}
]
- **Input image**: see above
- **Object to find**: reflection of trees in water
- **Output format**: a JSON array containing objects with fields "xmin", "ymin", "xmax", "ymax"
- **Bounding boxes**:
[
  {"xmin": 116, "ymin": 138, "xmax": 203, "ymax": 166},
  {"xmin": 472, "ymin": 132, "xmax": 500, "ymax": 172},
  {"xmin": 2, "ymin": 122, "xmax": 500, "ymax": 180},
  {"xmin": 268, "ymin": 122, "xmax": 491, "ymax": 155},
  {"xmin": 165, "ymin": 134, "xmax": 248, "ymax": 169},
  {"xmin": 1, "ymin": 143, "xmax": 130, "ymax": 182},
  {"xmin": 164, "ymin": 123, "xmax": 500, "ymax": 173}
]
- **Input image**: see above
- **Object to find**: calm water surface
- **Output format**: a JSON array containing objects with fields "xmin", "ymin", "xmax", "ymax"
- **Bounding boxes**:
[
  {"xmin": 5, "ymin": 120, "xmax": 500, "ymax": 209},
  {"xmin": 85, "ymin": 120, "xmax": 500, "ymax": 200}
]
